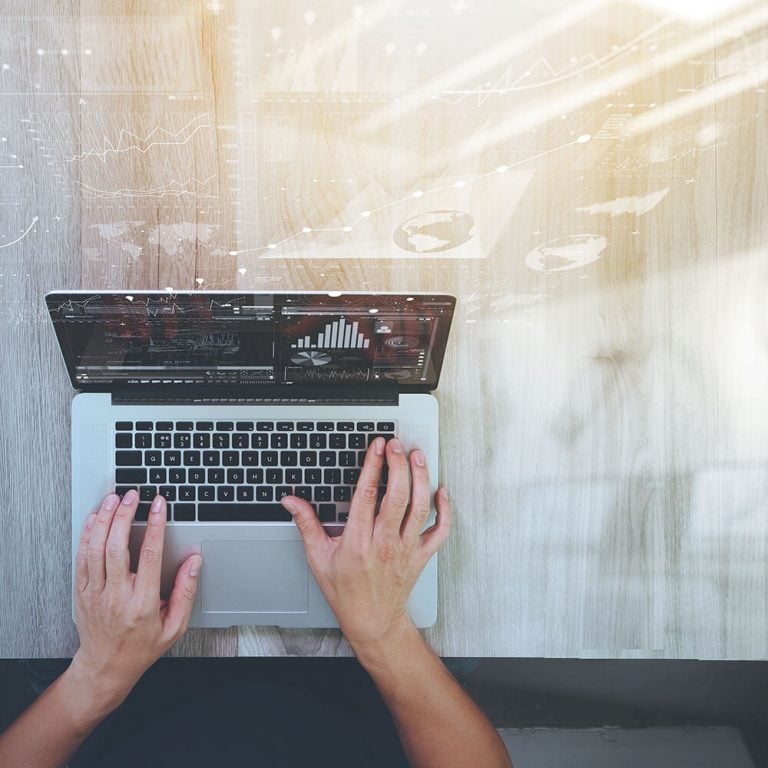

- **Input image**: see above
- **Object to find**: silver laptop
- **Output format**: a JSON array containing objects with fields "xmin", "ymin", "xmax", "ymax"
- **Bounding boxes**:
[{"xmin": 46, "ymin": 290, "xmax": 456, "ymax": 628}]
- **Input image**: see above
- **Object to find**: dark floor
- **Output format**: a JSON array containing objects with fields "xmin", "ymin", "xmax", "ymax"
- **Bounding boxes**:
[{"xmin": 2, "ymin": 658, "xmax": 768, "ymax": 766}]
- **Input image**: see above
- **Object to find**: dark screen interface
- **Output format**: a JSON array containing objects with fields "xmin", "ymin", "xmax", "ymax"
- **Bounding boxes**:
[{"xmin": 46, "ymin": 293, "xmax": 454, "ymax": 388}]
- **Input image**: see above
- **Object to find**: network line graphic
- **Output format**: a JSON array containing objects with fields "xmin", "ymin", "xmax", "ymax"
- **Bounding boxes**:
[
  {"xmin": 66, "ymin": 114, "xmax": 211, "ymax": 163},
  {"xmin": 0, "ymin": 216, "xmax": 38, "ymax": 249}
]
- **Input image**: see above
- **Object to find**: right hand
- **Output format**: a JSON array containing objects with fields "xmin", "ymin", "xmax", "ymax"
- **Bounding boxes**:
[{"xmin": 280, "ymin": 436, "xmax": 451, "ymax": 650}]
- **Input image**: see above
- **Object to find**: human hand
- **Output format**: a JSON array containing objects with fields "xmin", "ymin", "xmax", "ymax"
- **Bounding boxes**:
[
  {"xmin": 69, "ymin": 490, "xmax": 202, "ymax": 712},
  {"xmin": 280, "ymin": 437, "xmax": 451, "ymax": 652}
]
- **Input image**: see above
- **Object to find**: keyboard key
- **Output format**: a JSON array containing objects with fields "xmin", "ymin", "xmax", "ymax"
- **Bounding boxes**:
[
  {"xmin": 276, "ymin": 421, "xmax": 294, "ymax": 431},
  {"xmin": 232, "ymin": 433, "xmax": 249, "ymax": 449},
  {"xmin": 173, "ymin": 433, "xmax": 192, "ymax": 449},
  {"xmin": 140, "ymin": 485, "xmax": 156, "ymax": 502},
  {"xmin": 333, "ymin": 486, "xmax": 351, "ymax": 502},
  {"xmin": 270, "ymin": 434, "xmax": 288, "ymax": 449},
  {"xmin": 203, "ymin": 451, "xmax": 220, "ymax": 466},
  {"xmin": 356, "ymin": 422, "xmax": 375, "ymax": 431},
  {"xmin": 256, "ymin": 486, "xmax": 274, "ymax": 501},
  {"xmin": 338, "ymin": 512, "xmax": 349, "ymax": 523},
  {"xmin": 193, "ymin": 434, "xmax": 210, "ymax": 449},
  {"xmin": 213, "ymin": 434, "xmax": 230, "ymax": 449},
  {"xmin": 337, "ymin": 422, "xmax": 354, "ymax": 431},
  {"xmin": 217, "ymin": 486, "xmax": 235, "ymax": 502},
  {"xmin": 183, "ymin": 450, "xmax": 201, "ymax": 466},
  {"xmin": 299, "ymin": 452, "xmax": 316, "ymax": 466},
  {"xmin": 115, "ymin": 421, "xmax": 133, "ymax": 431},
  {"xmin": 262, "ymin": 451, "xmax": 278, "ymax": 466},
  {"xmin": 227, "ymin": 468, "xmax": 244, "ymax": 484},
  {"xmin": 222, "ymin": 451, "xmax": 239, "ymax": 466},
  {"xmin": 246, "ymin": 468, "xmax": 264, "ymax": 484},
  {"xmin": 195, "ymin": 421, "xmax": 214, "ymax": 431},
  {"xmin": 317, "ymin": 422, "xmax": 335, "ymax": 431},
  {"xmin": 266, "ymin": 468, "xmax": 283, "ymax": 484},
  {"xmin": 280, "ymin": 450, "xmax": 298, "ymax": 466},
  {"xmin": 189, "ymin": 468, "xmax": 206, "ymax": 484},
  {"xmin": 236, "ymin": 422, "xmax": 254, "ymax": 431},
  {"xmin": 343, "ymin": 468, "xmax": 361, "ymax": 484},
  {"xmin": 251, "ymin": 434, "xmax": 268, "ymax": 449},
  {"xmin": 115, "ymin": 485, "xmax": 138, "ymax": 497},
  {"xmin": 115, "ymin": 451, "xmax": 142, "ymax": 466},
  {"xmin": 339, "ymin": 451, "xmax": 356, "ymax": 467},
  {"xmin": 319, "ymin": 451, "xmax": 335, "ymax": 467},
  {"xmin": 135, "ymin": 502, "xmax": 152, "ymax": 521},
  {"xmin": 156, "ymin": 422, "xmax": 173, "ymax": 431},
  {"xmin": 135, "ymin": 433, "xmax": 152, "ymax": 449},
  {"xmin": 116, "ymin": 468, "xmax": 146, "ymax": 484},
  {"xmin": 175, "ymin": 422, "xmax": 194, "ymax": 431},
  {"xmin": 323, "ymin": 469, "xmax": 341, "ymax": 484},
  {"xmin": 256, "ymin": 421, "xmax": 274, "ymax": 431},
  {"xmin": 136, "ymin": 422, "xmax": 153, "ymax": 431},
  {"xmin": 169, "ymin": 468, "xmax": 186, "ymax": 484},
  {"xmin": 309, "ymin": 434, "xmax": 327, "ymax": 449},
  {"xmin": 296, "ymin": 422, "xmax": 313, "ymax": 431},
  {"xmin": 216, "ymin": 422, "xmax": 234, "ymax": 431},
  {"xmin": 305, "ymin": 468, "xmax": 322, "ymax": 484},
  {"xmin": 294, "ymin": 486, "xmax": 312, "ymax": 501},
  {"xmin": 376, "ymin": 422, "xmax": 395, "ymax": 432},
  {"xmin": 357, "ymin": 451, "xmax": 367, "ymax": 467},
  {"xmin": 149, "ymin": 468, "xmax": 167, "ymax": 484},
  {"xmin": 178, "ymin": 486, "xmax": 195, "ymax": 502},
  {"xmin": 163, "ymin": 451, "xmax": 181, "ymax": 466},
  {"xmin": 286, "ymin": 468, "xmax": 302, "ymax": 484},
  {"xmin": 115, "ymin": 434, "xmax": 132, "ymax": 448},
  {"xmin": 275, "ymin": 486, "xmax": 292, "ymax": 500},
  {"xmin": 154, "ymin": 433, "xmax": 172, "ymax": 449},
  {"xmin": 207, "ymin": 468, "xmax": 225, "ymax": 484},
  {"xmin": 348, "ymin": 434, "xmax": 367, "ymax": 449},
  {"xmin": 158, "ymin": 486, "xmax": 176, "ymax": 502},
  {"xmin": 174, "ymin": 503, "xmax": 195, "ymax": 521},
  {"xmin": 198, "ymin": 486, "xmax": 215, "ymax": 502},
  {"xmin": 242, "ymin": 451, "xmax": 260, "ymax": 466},
  {"xmin": 198, "ymin": 503, "xmax": 291, "ymax": 522},
  {"xmin": 290, "ymin": 433, "xmax": 308, "ymax": 449},
  {"xmin": 319, "ymin": 503, "xmax": 337, "ymax": 522},
  {"xmin": 329, "ymin": 434, "xmax": 346, "ymax": 449},
  {"xmin": 314, "ymin": 487, "xmax": 331, "ymax": 502},
  {"xmin": 236, "ymin": 486, "xmax": 254, "ymax": 501}
]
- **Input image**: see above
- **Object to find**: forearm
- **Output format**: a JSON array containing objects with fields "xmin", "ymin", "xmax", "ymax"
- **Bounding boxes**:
[
  {"xmin": 0, "ymin": 663, "xmax": 117, "ymax": 768},
  {"xmin": 353, "ymin": 621, "xmax": 512, "ymax": 768}
]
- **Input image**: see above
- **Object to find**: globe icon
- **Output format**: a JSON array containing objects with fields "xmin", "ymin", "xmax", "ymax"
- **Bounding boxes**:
[
  {"xmin": 524, "ymin": 234, "xmax": 608, "ymax": 272},
  {"xmin": 393, "ymin": 210, "xmax": 476, "ymax": 253}
]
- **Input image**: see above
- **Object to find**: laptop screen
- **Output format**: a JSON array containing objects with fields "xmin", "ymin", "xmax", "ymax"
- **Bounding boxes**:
[{"xmin": 45, "ymin": 292, "xmax": 455, "ymax": 390}]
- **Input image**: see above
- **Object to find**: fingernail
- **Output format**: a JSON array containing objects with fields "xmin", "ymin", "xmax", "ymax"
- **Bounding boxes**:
[
  {"xmin": 190, "ymin": 556, "xmax": 202, "ymax": 578},
  {"xmin": 151, "ymin": 495, "xmax": 164, "ymax": 515},
  {"xmin": 390, "ymin": 438, "xmax": 402, "ymax": 454},
  {"xmin": 374, "ymin": 437, "xmax": 385, "ymax": 455},
  {"xmin": 122, "ymin": 489, "xmax": 137, "ymax": 505},
  {"xmin": 104, "ymin": 494, "xmax": 120, "ymax": 511},
  {"xmin": 412, "ymin": 449, "xmax": 425, "ymax": 466}
]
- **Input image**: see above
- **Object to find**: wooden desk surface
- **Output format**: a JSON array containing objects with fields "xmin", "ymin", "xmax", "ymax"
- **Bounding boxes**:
[{"xmin": 1, "ymin": 0, "xmax": 767, "ymax": 658}]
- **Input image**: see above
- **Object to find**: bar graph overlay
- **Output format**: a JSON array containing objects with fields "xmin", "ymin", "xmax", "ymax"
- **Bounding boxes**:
[{"xmin": 291, "ymin": 317, "xmax": 370, "ymax": 349}]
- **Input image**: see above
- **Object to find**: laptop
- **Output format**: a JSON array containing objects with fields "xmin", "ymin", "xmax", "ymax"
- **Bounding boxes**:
[{"xmin": 46, "ymin": 290, "xmax": 456, "ymax": 628}]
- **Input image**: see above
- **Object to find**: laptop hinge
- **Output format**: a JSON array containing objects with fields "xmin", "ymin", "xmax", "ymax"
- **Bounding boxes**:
[{"xmin": 110, "ymin": 384, "xmax": 400, "ymax": 406}]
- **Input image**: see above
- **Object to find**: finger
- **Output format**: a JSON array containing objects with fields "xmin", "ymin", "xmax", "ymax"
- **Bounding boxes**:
[
  {"xmin": 86, "ymin": 492, "xmax": 124, "ymax": 593},
  {"xmin": 75, "ymin": 513, "xmax": 98, "ymax": 594},
  {"xmin": 281, "ymin": 495, "xmax": 331, "ymax": 563},
  {"xmin": 346, "ymin": 437, "xmax": 386, "ymax": 540},
  {"xmin": 375, "ymin": 438, "xmax": 411, "ymax": 538},
  {"xmin": 400, "ymin": 448, "xmax": 432, "ymax": 546},
  {"xmin": 419, "ymin": 487, "xmax": 452, "ymax": 558},
  {"xmin": 162, "ymin": 554, "xmax": 202, "ymax": 645},
  {"xmin": 135, "ymin": 495, "xmax": 168, "ymax": 596},
  {"xmin": 105, "ymin": 489, "xmax": 138, "ymax": 587}
]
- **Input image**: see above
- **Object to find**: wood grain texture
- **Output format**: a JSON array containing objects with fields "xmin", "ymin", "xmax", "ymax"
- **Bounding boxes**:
[{"xmin": 1, "ymin": 0, "xmax": 767, "ymax": 658}]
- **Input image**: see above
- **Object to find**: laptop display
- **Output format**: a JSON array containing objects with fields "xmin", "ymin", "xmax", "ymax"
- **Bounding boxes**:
[{"xmin": 46, "ymin": 292, "xmax": 455, "ymax": 391}]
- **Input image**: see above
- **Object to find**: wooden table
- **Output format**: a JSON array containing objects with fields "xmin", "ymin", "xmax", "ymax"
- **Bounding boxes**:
[{"xmin": 1, "ymin": 0, "xmax": 767, "ymax": 659}]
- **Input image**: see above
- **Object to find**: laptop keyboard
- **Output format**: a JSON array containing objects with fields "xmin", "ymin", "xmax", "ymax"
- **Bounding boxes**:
[{"xmin": 113, "ymin": 420, "xmax": 396, "ymax": 523}]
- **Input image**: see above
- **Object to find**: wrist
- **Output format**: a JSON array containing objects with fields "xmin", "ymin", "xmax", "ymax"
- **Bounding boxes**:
[
  {"xmin": 349, "ymin": 616, "xmax": 425, "ymax": 671},
  {"xmin": 64, "ymin": 655, "xmax": 127, "ymax": 726}
]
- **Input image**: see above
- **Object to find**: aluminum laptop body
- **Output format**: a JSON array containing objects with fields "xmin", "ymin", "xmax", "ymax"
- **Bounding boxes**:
[{"xmin": 46, "ymin": 291, "xmax": 456, "ymax": 628}]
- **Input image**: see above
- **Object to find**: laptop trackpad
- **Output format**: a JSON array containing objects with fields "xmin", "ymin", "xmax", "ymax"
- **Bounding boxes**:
[{"xmin": 201, "ymin": 540, "xmax": 308, "ymax": 613}]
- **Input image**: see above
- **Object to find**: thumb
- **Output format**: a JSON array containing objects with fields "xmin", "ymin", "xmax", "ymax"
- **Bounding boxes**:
[
  {"xmin": 281, "ymin": 496, "xmax": 327, "ymax": 553},
  {"xmin": 163, "ymin": 554, "xmax": 202, "ymax": 643}
]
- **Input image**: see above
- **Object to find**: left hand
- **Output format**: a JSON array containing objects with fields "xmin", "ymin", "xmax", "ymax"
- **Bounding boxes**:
[{"xmin": 68, "ymin": 490, "xmax": 202, "ymax": 712}]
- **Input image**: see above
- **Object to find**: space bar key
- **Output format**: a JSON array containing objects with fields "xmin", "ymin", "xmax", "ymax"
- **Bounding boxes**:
[{"xmin": 198, "ymin": 503, "xmax": 292, "ymax": 522}]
